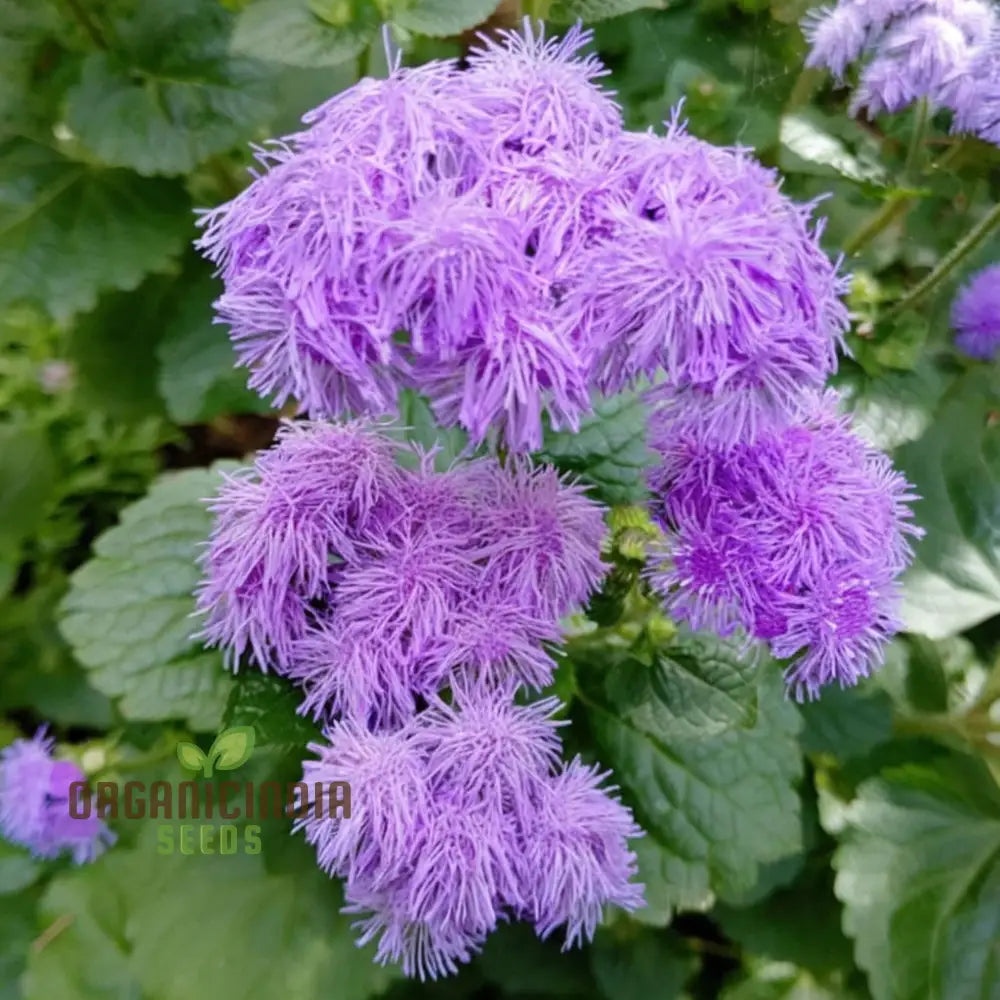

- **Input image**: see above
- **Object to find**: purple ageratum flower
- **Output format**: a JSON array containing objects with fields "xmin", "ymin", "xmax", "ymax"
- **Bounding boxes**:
[
  {"xmin": 0, "ymin": 732, "xmax": 114, "ymax": 864},
  {"xmin": 299, "ymin": 684, "xmax": 642, "ymax": 980},
  {"xmin": 283, "ymin": 450, "xmax": 607, "ymax": 724},
  {"xmin": 567, "ymin": 122, "xmax": 849, "ymax": 441},
  {"xmin": 476, "ymin": 459, "xmax": 609, "ymax": 620},
  {"xmin": 521, "ymin": 758, "xmax": 643, "ymax": 948},
  {"xmin": 647, "ymin": 392, "xmax": 921, "ymax": 698},
  {"xmin": 803, "ymin": 0, "xmax": 998, "ymax": 122},
  {"xmin": 196, "ymin": 420, "xmax": 404, "ymax": 670},
  {"xmin": 461, "ymin": 19, "xmax": 622, "ymax": 156},
  {"xmin": 952, "ymin": 263, "xmax": 1000, "ymax": 359}
]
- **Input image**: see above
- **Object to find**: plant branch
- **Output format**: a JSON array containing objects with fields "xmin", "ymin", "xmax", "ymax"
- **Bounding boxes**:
[
  {"xmin": 889, "ymin": 200, "xmax": 1000, "ymax": 315},
  {"xmin": 62, "ymin": 0, "xmax": 107, "ymax": 49}
]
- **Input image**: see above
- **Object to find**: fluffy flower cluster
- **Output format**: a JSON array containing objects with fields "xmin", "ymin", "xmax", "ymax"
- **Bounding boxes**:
[
  {"xmin": 197, "ymin": 420, "xmax": 607, "ymax": 726},
  {"xmin": 952, "ymin": 263, "xmax": 1000, "ymax": 358},
  {"xmin": 0, "ymin": 731, "xmax": 114, "ymax": 864},
  {"xmin": 803, "ymin": 0, "xmax": 1000, "ymax": 141},
  {"xmin": 648, "ymin": 392, "xmax": 921, "ymax": 698},
  {"xmin": 197, "ymin": 419, "xmax": 643, "ymax": 974},
  {"xmin": 198, "ymin": 22, "xmax": 848, "ymax": 451},
  {"xmin": 299, "ymin": 685, "xmax": 641, "ymax": 979}
]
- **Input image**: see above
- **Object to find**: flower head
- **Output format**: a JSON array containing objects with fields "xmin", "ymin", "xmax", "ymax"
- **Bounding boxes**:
[
  {"xmin": 196, "ymin": 421, "xmax": 403, "ymax": 670},
  {"xmin": 648, "ymin": 392, "xmax": 921, "ymax": 696},
  {"xmin": 803, "ymin": 0, "xmax": 999, "ymax": 125},
  {"xmin": 569, "ymin": 123, "xmax": 848, "ymax": 438},
  {"xmin": 461, "ymin": 20, "xmax": 622, "ymax": 155},
  {"xmin": 952, "ymin": 263, "xmax": 1000, "ymax": 359},
  {"xmin": 522, "ymin": 759, "xmax": 643, "ymax": 947},
  {"xmin": 0, "ymin": 731, "xmax": 114, "ymax": 864}
]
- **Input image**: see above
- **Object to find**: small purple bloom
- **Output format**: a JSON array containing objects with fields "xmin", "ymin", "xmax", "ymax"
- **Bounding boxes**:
[
  {"xmin": 647, "ymin": 392, "xmax": 921, "ymax": 697},
  {"xmin": 195, "ymin": 420, "xmax": 404, "ymax": 670},
  {"xmin": 952, "ymin": 264, "xmax": 1000, "ymax": 359},
  {"xmin": 299, "ymin": 684, "xmax": 643, "ymax": 980},
  {"xmin": 522, "ymin": 758, "xmax": 643, "ymax": 948},
  {"xmin": 803, "ymin": 0, "xmax": 999, "ymax": 125},
  {"xmin": 569, "ymin": 122, "xmax": 848, "ymax": 438},
  {"xmin": 461, "ymin": 20, "xmax": 622, "ymax": 156},
  {"xmin": 0, "ymin": 731, "xmax": 114, "ymax": 864}
]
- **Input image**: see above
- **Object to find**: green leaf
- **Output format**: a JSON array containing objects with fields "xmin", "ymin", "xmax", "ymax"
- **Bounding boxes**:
[
  {"xmin": 834, "ymin": 361, "xmax": 946, "ymax": 452},
  {"xmin": 208, "ymin": 725, "xmax": 256, "ymax": 771},
  {"xmin": 67, "ymin": 280, "xmax": 171, "ymax": 420},
  {"xmin": 539, "ymin": 391, "xmax": 653, "ymax": 505},
  {"xmin": 176, "ymin": 741, "xmax": 209, "ymax": 773},
  {"xmin": 394, "ymin": 389, "xmax": 469, "ymax": 471},
  {"xmin": 232, "ymin": 0, "xmax": 377, "ymax": 67},
  {"xmin": 575, "ymin": 632, "xmax": 803, "ymax": 920},
  {"xmin": 590, "ymin": 926, "xmax": 694, "ymax": 1000},
  {"xmin": 0, "ymin": 139, "xmax": 190, "ymax": 322},
  {"xmin": 478, "ymin": 922, "xmax": 598, "ymax": 997},
  {"xmin": 390, "ymin": 0, "xmax": 498, "ymax": 35},
  {"xmin": 59, "ymin": 466, "xmax": 237, "ymax": 730},
  {"xmin": 224, "ymin": 672, "xmax": 322, "ymax": 748},
  {"xmin": 156, "ymin": 268, "xmax": 271, "ymax": 423},
  {"xmin": 549, "ymin": 0, "xmax": 667, "ymax": 22},
  {"xmin": 778, "ymin": 112, "xmax": 887, "ymax": 186},
  {"xmin": 896, "ymin": 370, "xmax": 1000, "ymax": 638},
  {"xmin": 798, "ymin": 683, "xmax": 893, "ymax": 761},
  {"xmin": 23, "ymin": 862, "xmax": 141, "ymax": 1000},
  {"xmin": 0, "ymin": 840, "xmax": 40, "ymax": 896},
  {"xmin": 721, "ymin": 962, "xmax": 866, "ymax": 1000},
  {"xmin": 0, "ymin": 892, "xmax": 40, "ymax": 1000},
  {"xmin": 715, "ymin": 860, "xmax": 855, "ymax": 976},
  {"xmin": 0, "ymin": 421, "xmax": 56, "ymax": 555},
  {"xmin": 833, "ymin": 756, "xmax": 1000, "ymax": 1000},
  {"xmin": 65, "ymin": 3, "xmax": 276, "ymax": 177}
]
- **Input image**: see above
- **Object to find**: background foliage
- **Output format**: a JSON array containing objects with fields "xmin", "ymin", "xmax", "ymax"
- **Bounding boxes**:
[{"xmin": 2, "ymin": 0, "xmax": 1000, "ymax": 998}]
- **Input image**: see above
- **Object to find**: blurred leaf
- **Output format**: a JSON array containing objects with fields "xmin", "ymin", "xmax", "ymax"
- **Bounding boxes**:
[
  {"xmin": 833, "ymin": 756, "xmax": 1000, "ymax": 1000},
  {"xmin": 156, "ymin": 268, "xmax": 271, "ymax": 423},
  {"xmin": 66, "ymin": 3, "xmax": 276, "ymax": 176},
  {"xmin": 898, "ymin": 371, "xmax": 1000, "ymax": 638},
  {"xmin": 392, "ymin": 389, "xmax": 469, "ymax": 471},
  {"xmin": 23, "ymin": 863, "xmax": 141, "ymax": 1000},
  {"xmin": 67, "ymin": 280, "xmax": 171, "ymax": 420},
  {"xmin": 59, "ymin": 466, "xmax": 236, "ymax": 730},
  {"xmin": 779, "ymin": 113, "xmax": 887, "ymax": 186},
  {"xmin": 540, "ymin": 391, "xmax": 653, "ymax": 505},
  {"xmin": 478, "ymin": 922, "xmax": 599, "ymax": 997},
  {"xmin": 0, "ymin": 421, "xmax": 56, "ymax": 554},
  {"xmin": 0, "ymin": 840, "xmax": 41, "ymax": 896},
  {"xmin": 798, "ymin": 683, "xmax": 894, "ymax": 761},
  {"xmin": 232, "ymin": 0, "xmax": 377, "ymax": 67},
  {"xmin": 391, "ymin": 0, "xmax": 498, "ymax": 35},
  {"xmin": 834, "ymin": 361, "xmax": 946, "ymax": 451},
  {"xmin": 0, "ymin": 892, "xmax": 39, "ymax": 1000},
  {"xmin": 550, "ymin": 0, "xmax": 668, "ymax": 22},
  {"xmin": 0, "ymin": 139, "xmax": 190, "ymax": 322},
  {"xmin": 721, "ymin": 962, "xmax": 867, "ymax": 1000},
  {"xmin": 224, "ymin": 672, "xmax": 321, "ymax": 748},
  {"xmin": 575, "ymin": 633, "xmax": 803, "ymax": 919},
  {"xmin": 715, "ymin": 860, "xmax": 854, "ymax": 976},
  {"xmin": 590, "ymin": 926, "xmax": 694, "ymax": 1000}
]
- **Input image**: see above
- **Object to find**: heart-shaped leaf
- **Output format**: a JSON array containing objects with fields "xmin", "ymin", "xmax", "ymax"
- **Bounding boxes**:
[
  {"xmin": 208, "ymin": 726, "xmax": 256, "ymax": 773},
  {"xmin": 176, "ymin": 742, "xmax": 208, "ymax": 774}
]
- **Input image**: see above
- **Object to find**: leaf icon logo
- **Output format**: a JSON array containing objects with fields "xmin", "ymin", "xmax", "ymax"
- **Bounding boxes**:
[{"xmin": 176, "ymin": 726, "xmax": 256, "ymax": 777}]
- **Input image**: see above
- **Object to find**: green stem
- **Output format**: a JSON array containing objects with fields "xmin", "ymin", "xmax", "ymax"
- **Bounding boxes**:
[
  {"xmin": 523, "ymin": 0, "xmax": 551, "ymax": 19},
  {"xmin": 62, "ymin": 0, "xmax": 107, "ymax": 49},
  {"xmin": 842, "ymin": 193, "xmax": 913, "ymax": 256},
  {"xmin": 904, "ymin": 98, "xmax": 930, "ymax": 181},
  {"xmin": 889, "ymin": 200, "xmax": 1000, "ymax": 315},
  {"xmin": 840, "ymin": 136, "xmax": 966, "ymax": 257}
]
